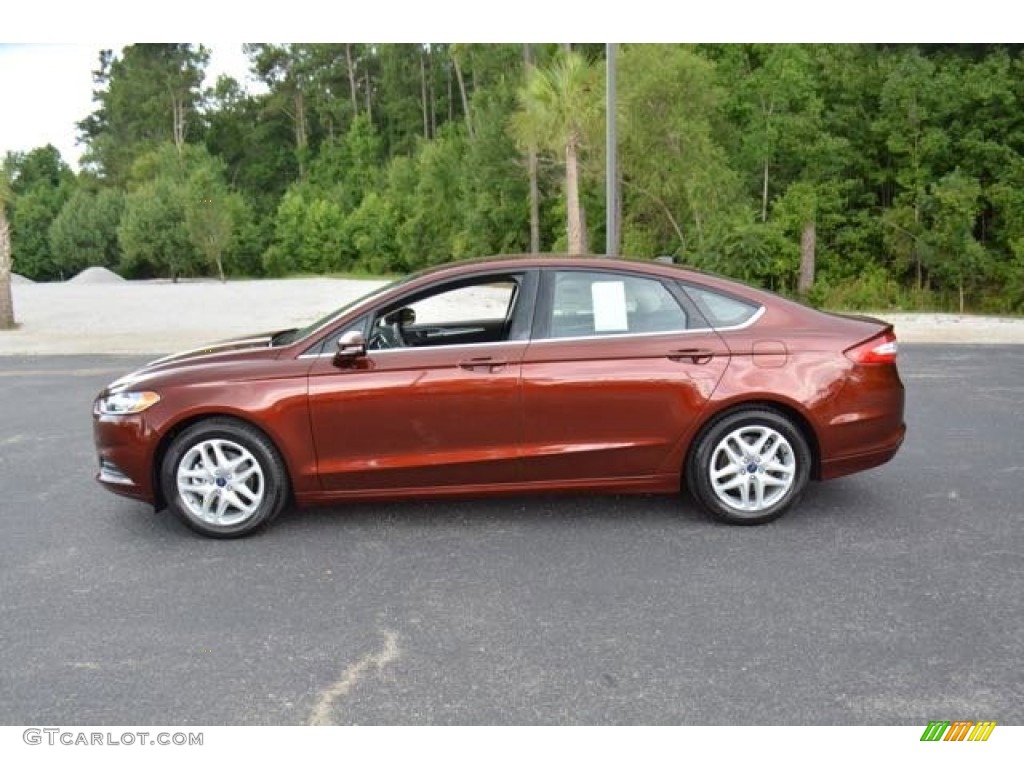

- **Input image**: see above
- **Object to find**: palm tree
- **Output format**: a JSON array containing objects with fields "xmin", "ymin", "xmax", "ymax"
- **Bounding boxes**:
[
  {"xmin": 511, "ymin": 50, "xmax": 601, "ymax": 256},
  {"xmin": 0, "ymin": 164, "xmax": 15, "ymax": 329}
]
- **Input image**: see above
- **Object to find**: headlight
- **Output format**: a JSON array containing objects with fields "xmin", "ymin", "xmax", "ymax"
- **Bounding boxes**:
[{"xmin": 94, "ymin": 391, "xmax": 161, "ymax": 416}]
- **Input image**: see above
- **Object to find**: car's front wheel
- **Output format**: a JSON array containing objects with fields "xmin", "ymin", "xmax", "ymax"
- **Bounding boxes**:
[
  {"xmin": 161, "ymin": 418, "xmax": 290, "ymax": 538},
  {"xmin": 687, "ymin": 408, "xmax": 811, "ymax": 525}
]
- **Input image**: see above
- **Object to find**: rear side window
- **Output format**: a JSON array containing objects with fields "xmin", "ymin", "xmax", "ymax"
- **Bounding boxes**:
[
  {"xmin": 683, "ymin": 285, "xmax": 761, "ymax": 329},
  {"xmin": 548, "ymin": 271, "xmax": 689, "ymax": 338}
]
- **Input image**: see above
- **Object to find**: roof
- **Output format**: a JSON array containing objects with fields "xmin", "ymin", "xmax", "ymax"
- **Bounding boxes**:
[{"xmin": 412, "ymin": 253, "xmax": 686, "ymax": 279}]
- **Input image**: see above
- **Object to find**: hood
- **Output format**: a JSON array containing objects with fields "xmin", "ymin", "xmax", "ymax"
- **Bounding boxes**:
[
  {"xmin": 145, "ymin": 332, "xmax": 280, "ymax": 368},
  {"xmin": 103, "ymin": 332, "xmax": 283, "ymax": 395}
]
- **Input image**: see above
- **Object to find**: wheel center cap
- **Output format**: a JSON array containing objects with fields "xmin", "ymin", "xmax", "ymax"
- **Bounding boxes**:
[
  {"xmin": 215, "ymin": 477, "xmax": 227, "ymax": 487},
  {"xmin": 747, "ymin": 463, "xmax": 758, "ymax": 473}
]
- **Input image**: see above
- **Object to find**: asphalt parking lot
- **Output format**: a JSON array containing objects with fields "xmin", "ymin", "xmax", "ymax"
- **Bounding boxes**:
[{"xmin": 0, "ymin": 345, "xmax": 1021, "ymax": 725}]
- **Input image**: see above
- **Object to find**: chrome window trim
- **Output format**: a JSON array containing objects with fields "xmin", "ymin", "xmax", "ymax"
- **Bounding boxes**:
[
  {"xmin": 371, "ymin": 340, "xmax": 529, "ymax": 355},
  {"xmin": 531, "ymin": 327, "xmax": 714, "ymax": 344},
  {"xmin": 298, "ymin": 339, "xmax": 527, "ymax": 359},
  {"xmin": 299, "ymin": 271, "xmax": 533, "ymax": 359},
  {"xmin": 715, "ymin": 304, "xmax": 765, "ymax": 332},
  {"xmin": 297, "ymin": 306, "xmax": 765, "ymax": 358},
  {"xmin": 532, "ymin": 305, "xmax": 765, "ymax": 344},
  {"xmin": 682, "ymin": 285, "xmax": 765, "ymax": 330}
]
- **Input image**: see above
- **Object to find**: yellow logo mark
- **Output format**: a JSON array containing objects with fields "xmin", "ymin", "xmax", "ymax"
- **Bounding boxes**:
[
  {"xmin": 967, "ymin": 721, "xmax": 997, "ymax": 741},
  {"xmin": 921, "ymin": 720, "xmax": 996, "ymax": 741}
]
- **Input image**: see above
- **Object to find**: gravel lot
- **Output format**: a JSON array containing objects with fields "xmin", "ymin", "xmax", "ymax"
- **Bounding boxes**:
[{"xmin": 2, "ymin": 275, "xmax": 1024, "ymax": 355}]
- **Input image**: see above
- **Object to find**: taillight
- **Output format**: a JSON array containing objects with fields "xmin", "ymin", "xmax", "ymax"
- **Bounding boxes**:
[{"xmin": 845, "ymin": 330, "xmax": 898, "ymax": 364}]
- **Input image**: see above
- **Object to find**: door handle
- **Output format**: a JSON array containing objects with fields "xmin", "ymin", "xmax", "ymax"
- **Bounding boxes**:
[
  {"xmin": 667, "ymin": 348, "xmax": 714, "ymax": 364},
  {"xmin": 458, "ymin": 356, "xmax": 507, "ymax": 372}
]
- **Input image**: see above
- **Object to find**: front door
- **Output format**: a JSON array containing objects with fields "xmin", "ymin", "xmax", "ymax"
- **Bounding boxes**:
[{"xmin": 308, "ymin": 272, "xmax": 533, "ymax": 492}]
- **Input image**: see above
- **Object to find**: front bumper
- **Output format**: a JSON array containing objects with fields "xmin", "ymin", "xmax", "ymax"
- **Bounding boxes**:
[{"xmin": 93, "ymin": 413, "xmax": 158, "ymax": 503}]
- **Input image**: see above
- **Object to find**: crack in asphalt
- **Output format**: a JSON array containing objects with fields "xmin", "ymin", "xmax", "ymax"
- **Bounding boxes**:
[{"xmin": 308, "ymin": 630, "xmax": 401, "ymax": 726}]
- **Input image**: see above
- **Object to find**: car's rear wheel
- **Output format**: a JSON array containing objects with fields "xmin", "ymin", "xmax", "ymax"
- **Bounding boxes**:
[
  {"xmin": 687, "ymin": 408, "xmax": 810, "ymax": 525},
  {"xmin": 161, "ymin": 418, "xmax": 289, "ymax": 538}
]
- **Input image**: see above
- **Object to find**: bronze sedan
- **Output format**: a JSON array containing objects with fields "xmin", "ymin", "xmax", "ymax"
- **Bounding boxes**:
[{"xmin": 93, "ymin": 256, "xmax": 905, "ymax": 537}]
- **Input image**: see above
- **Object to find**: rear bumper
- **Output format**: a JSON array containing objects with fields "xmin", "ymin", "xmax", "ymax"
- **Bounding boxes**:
[
  {"xmin": 819, "ymin": 361, "xmax": 906, "ymax": 480},
  {"xmin": 820, "ymin": 421, "xmax": 906, "ymax": 480}
]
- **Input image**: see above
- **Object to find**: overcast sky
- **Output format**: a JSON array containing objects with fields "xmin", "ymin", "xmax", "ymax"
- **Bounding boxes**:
[{"xmin": 0, "ymin": 43, "xmax": 257, "ymax": 170}]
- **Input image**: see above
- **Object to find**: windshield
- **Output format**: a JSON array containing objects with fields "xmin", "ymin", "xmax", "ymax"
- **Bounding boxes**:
[{"xmin": 271, "ymin": 274, "xmax": 419, "ymax": 347}]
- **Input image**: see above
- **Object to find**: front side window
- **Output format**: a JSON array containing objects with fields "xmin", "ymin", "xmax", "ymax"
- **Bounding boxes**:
[
  {"xmin": 547, "ymin": 271, "xmax": 689, "ymax": 339},
  {"xmin": 367, "ymin": 276, "xmax": 521, "ymax": 350}
]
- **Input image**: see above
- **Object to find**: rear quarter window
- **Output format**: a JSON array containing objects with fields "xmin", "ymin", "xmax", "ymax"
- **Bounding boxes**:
[{"xmin": 682, "ymin": 284, "xmax": 761, "ymax": 329}]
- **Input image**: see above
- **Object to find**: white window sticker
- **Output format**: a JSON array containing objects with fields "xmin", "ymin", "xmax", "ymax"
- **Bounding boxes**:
[{"xmin": 591, "ymin": 281, "xmax": 628, "ymax": 332}]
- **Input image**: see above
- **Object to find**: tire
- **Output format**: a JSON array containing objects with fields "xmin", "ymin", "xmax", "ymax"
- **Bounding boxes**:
[
  {"xmin": 686, "ymin": 408, "xmax": 811, "ymax": 525},
  {"xmin": 160, "ymin": 418, "xmax": 290, "ymax": 538}
]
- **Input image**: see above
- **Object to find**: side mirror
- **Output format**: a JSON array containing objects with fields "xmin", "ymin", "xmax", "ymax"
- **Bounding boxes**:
[{"xmin": 333, "ymin": 330, "xmax": 367, "ymax": 365}]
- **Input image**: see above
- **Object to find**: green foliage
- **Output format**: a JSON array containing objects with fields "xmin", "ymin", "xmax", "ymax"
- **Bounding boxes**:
[
  {"xmin": 263, "ymin": 190, "xmax": 348, "ymax": 275},
  {"xmin": 19, "ymin": 43, "xmax": 1024, "ymax": 311},
  {"xmin": 509, "ymin": 50, "xmax": 603, "ymax": 157},
  {"xmin": 703, "ymin": 219, "xmax": 795, "ymax": 289},
  {"xmin": 185, "ymin": 163, "xmax": 238, "ymax": 281},
  {"xmin": 343, "ymin": 192, "xmax": 401, "ymax": 273},
  {"xmin": 49, "ymin": 188, "xmax": 125, "ymax": 275},
  {"xmin": 377, "ymin": 44, "xmax": 430, "ymax": 156},
  {"xmin": 118, "ymin": 143, "xmax": 243, "ymax": 280},
  {"xmin": 118, "ymin": 176, "xmax": 198, "ymax": 279},
  {"xmin": 921, "ymin": 169, "xmax": 987, "ymax": 309},
  {"xmin": 807, "ymin": 263, "xmax": 903, "ymax": 310},
  {"xmin": 78, "ymin": 45, "xmax": 208, "ymax": 184},
  {"xmin": 204, "ymin": 75, "xmax": 298, "ymax": 216},
  {"xmin": 999, "ymin": 240, "xmax": 1024, "ymax": 312},
  {"xmin": 222, "ymin": 197, "xmax": 265, "ymax": 277},
  {"xmin": 619, "ymin": 45, "xmax": 745, "ymax": 258},
  {"xmin": 397, "ymin": 127, "xmax": 469, "ymax": 265},
  {"xmin": 6, "ymin": 146, "xmax": 76, "ymax": 280},
  {"xmin": 306, "ymin": 115, "xmax": 384, "ymax": 212},
  {"xmin": 509, "ymin": 50, "xmax": 603, "ymax": 254}
]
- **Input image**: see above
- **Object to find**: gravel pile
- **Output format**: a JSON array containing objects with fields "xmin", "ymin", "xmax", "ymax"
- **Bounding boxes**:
[{"xmin": 67, "ymin": 267, "xmax": 125, "ymax": 285}]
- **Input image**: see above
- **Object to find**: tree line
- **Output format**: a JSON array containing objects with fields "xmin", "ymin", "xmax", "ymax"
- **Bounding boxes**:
[{"xmin": 4, "ymin": 43, "xmax": 1024, "ymax": 315}]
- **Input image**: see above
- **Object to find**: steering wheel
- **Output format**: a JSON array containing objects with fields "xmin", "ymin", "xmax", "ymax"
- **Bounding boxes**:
[
  {"xmin": 368, "ymin": 323, "xmax": 400, "ymax": 350},
  {"xmin": 368, "ymin": 307, "xmax": 417, "ymax": 350}
]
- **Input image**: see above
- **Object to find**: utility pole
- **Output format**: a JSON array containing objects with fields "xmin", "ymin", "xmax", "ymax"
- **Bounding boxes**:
[{"xmin": 605, "ymin": 43, "xmax": 618, "ymax": 258}]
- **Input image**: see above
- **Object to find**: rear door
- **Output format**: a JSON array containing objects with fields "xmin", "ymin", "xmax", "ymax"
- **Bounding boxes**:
[{"xmin": 519, "ymin": 268, "xmax": 731, "ymax": 483}]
